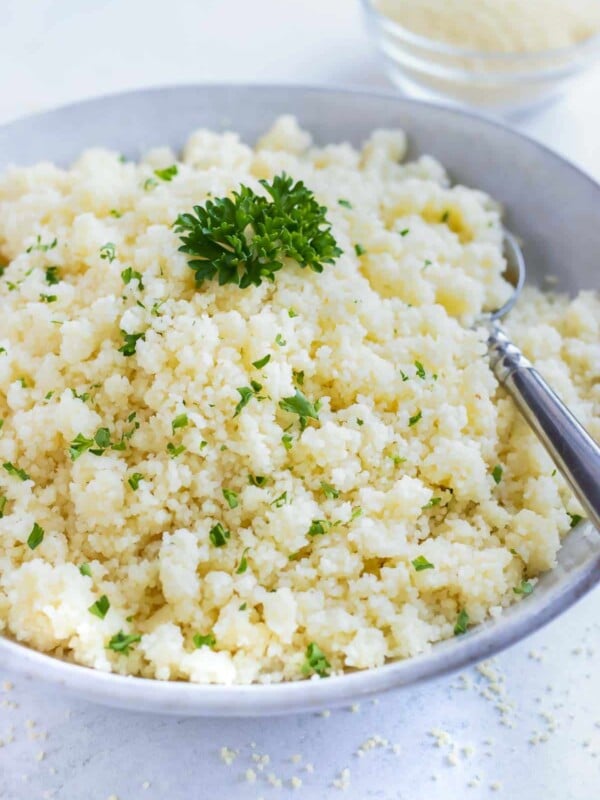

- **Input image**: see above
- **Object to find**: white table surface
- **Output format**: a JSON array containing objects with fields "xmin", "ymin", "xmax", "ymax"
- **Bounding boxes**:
[{"xmin": 1, "ymin": 2, "xmax": 599, "ymax": 799}]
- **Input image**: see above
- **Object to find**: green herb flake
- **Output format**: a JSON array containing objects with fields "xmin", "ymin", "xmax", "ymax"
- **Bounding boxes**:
[
  {"xmin": 68, "ymin": 433, "xmax": 93, "ymax": 461},
  {"xmin": 338, "ymin": 199, "xmax": 353, "ymax": 209},
  {"xmin": 128, "ymin": 473, "xmax": 144, "ymax": 491},
  {"xmin": 3, "ymin": 462, "xmax": 30, "ymax": 481},
  {"xmin": 281, "ymin": 433, "xmax": 293, "ymax": 451},
  {"xmin": 301, "ymin": 642, "xmax": 331, "ymax": 678},
  {"xmin": 234, "ymin": 386, "xmax": 256, "ymax": 417},
  {"xmin": 99, "ymin": 242, "xmax": 116, "ymax": 263},
  {"xmin": 422, "ymin": 497, "xmax": 442, "ymax": 509},
  {"xmin": 252, "ymin": 354, "xmax": 271, "ymax": 369},
  {"xmin": 400, "ymin": 370, "xmax": 409, "ymax": 382},
  {"xmin": 171, "ymin": 413, "xmax": 189, "ymax": 433},
  {"xmin": 0, "ymin": 496, "xmax": 6, "ymax": 518},
  {"xmin": 119, "ymin": 330, "xmax": 145, "ymax": 356},
  {"xmin": 121, "ymin": 267, "xmax": 143, "ymax": 286},
  {"xmin": 568, "ymin": 512, "xmax": 583, "ymax": 528},
  {"xmin": 209, "ymin": 522, "xmax": 231, "ymax": 547},
  {"xmin": 492, "ymin": 464, "xmax": 503, "ymax": 484},
  {"xmin": 293, "ymin": 369, "xmax": 305, "ymax": 387},
  {"xmin": 143, "ymin": 177, "xmax": 158, "ymax": 191},
  {"xmin": 222, "ymin": 488, "xmax": 239, "ymax": 509},
  {"xmin": 26, "ymin": 235, "xmax": 57, "ymax": 253},
  {"xmin": 408, "ymin": 410, "xmax": 422, "ymax": 427},
  {"xmin": 174, "ymin": 174, "xmax": 341, "ymax": 290},
  {"xmin": 154, "ymin": 164, "xmax": 178, "ymax": 182},
  {"xmin": 236, "ymin": 547, "xmax": 250, "ymax": 574},
  {"xmin": 288, "ymin": 307, "xmax": 298, "ymax": 318},
  {"xmin": 248, "ymin": 474, "xmax": 267, "ymax": 487},
  {"xmin": 39, "ymin": 294, "xmax": 57, "ymax": 303},
  {"xmin": 412, "ymin": 555, "xmax": 434, "ymax": 571},
  {"xmin": 275, "ymin": 333, "xmax": 286, "ymax": 347},
  {"xmin": 109, "ymin": 209, "xmax": 123, "ymax": 218},
  {"xmin": 454, "ymin": 609, "xmax": 470, "ymax": 636},
  {"xmin": 414, "ymin": 360, "xmax": 426, "ymax": 379},
  {"xmin": 441, "ymin": 210, "xmax": 450, "ymax": 223},
  {"xmin": 45, "ymin": 266, "xmax": 60, "ymax": 285},
  {"xmin": 400, "ymin": 228, "xmax": 410, "ymax": 237},
  {"xmin": 513, "ymin": 580, "xmax": 534, "ymax": 596},
  {"xmin": 279, "ymin": 389, "xmax": 320, "ymax": 421},
  {"xmin": 107, "ymin": 630, "xmax": 141, "ymax": 654},
  {"xmin": 307, "ymin": 519, "xmax": 330, "ymax": 537},
  {"xmin": 89, "ymin": 595, "xmax": 110, "ymax": 619},
  {"xmin": 239, "ymin": 602, "xmax": 247, "ymax": 611},
  {"xmin": 354, "ymin": 243, "xmax": 366, "ymax": 256},
  {"xmin": 27, "ymin": 522, "xmax": 44, "ymax": 550},
  {"xmin": 79, "ymin": 563, "xmax": 92, "ymax": 577},
  {"xmin": 271, "ymin": 491, "xmax": 288, "ymax": 509},
  {"xmin": 166, "ymin": 442, "xmax": 185, "ymax": 458},
  {"xmin": 320, "ymin": 482, "xmax": 339, "ymax": 500},
  {"xmin": 356, "ymin": 418, "xmax": 364, "ymax": 426},
  {"xmin": 193, "ymin": 632, "xmax": 216, "ymax": 649}
]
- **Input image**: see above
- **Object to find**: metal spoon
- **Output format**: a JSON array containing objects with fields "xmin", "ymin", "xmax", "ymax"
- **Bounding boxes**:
[{"xmin": 484, "ymin": 232, "xmax": 600, "ymax": 531}]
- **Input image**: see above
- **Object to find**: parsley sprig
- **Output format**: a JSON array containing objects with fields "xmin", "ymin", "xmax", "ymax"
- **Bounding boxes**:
[{"xmin": 174, "ymin": 174, "xmax": 341, "ymax": 289}]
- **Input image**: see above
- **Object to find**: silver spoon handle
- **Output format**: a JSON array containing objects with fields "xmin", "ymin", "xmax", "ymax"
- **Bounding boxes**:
[{"xmin": 487, "ymin": 324, "xmax": 600, "ymax": 531}]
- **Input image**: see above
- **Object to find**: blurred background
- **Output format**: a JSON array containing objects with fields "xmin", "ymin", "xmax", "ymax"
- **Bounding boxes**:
[{"xmin": 1, "ymin": 2, "xmax": 599, "ymax": 799}]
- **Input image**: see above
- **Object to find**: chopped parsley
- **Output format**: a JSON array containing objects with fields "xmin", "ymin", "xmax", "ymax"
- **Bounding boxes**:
[
  {"xmin": 301, "ymin": 642, "xmax": 331, "ymax": 678},
  {"xmin": 354, "ymin": 243, "xmax": 366, "ymax": 256},
  {"xmin": 400, "ymin": 228, "xmax": 410, "ymax": 237},
  {"xmin": 248, "ymin": 474, "xmax": 267, "ymax": 487},
  {"xmin": 271, "ymin": 491, "xmax": 288, "ymax": 508},
  {"xmin": 441, "ymin": 210, "xmax": 450, "ymax": 223},
  {"xmin": 292, "ymin": 370, "xmax": 305, "ymax": 387},
  {"xmin": 252, "ymin": 354, "xmax": 271, "ymax": 369},
  {"xmin": 490, "ymin": 465, "xmax": 503, "ymax": 485},
  {"xmin": 307, "ymin": 519, "xmax": 330, "ymax": 537},
  {"xmin": 281, "ymin": 433, "xmax": 293, "ymax": 451},
  {"xmin": 128, "ymin": 473, "xmax": 144, "ymax": 491},
  {"xmin": 107, "ymin": 630, "xmax": 141, "ymax": 654},
  {"xmin": 338, "ymin": 199, "xmax": 352, "ymax": 209},
  {"xmin": 356, "ymin": 418, "xmax": 364, "ymax": 426},
  {"xmin": 193, "ymin": 633, "xmax": 216, "ymax": 649},
  {"xmin": 119, "ymin": 331, "xmax": 145, "ymax": 356},
  {"xmin": 412, "ymin": 556, "xmax": 434, "ymax": 571},
  {"xmin": 236, "ymin": 547, "xmax": 250, "ymax": 574},
  {"xmin": 166, "ymin": 442, "xmax": 185, "ymax": 458},
  {"xmin": 121, "ymin": 267, "xmax": 143, "ymax": 286},
  {"xmin": 99, "ymin": 242, "xmax": 116, "ymax": 263},
  {"xmin": 222, "ymin": 488, "xmax": 238, "ymax": 509},
  {"xmin": 143, "ymin": 177, "xmax": 158, "ymax": 191},
  {"xmin": 174, "ymin": 174, "xmax": 341, "ymax": 289},
  {"xmin": 109, "ymin": 209, "xmax": 122, "ymax": 218},
  {"xmin": 154, "ymin": 164, "xmax": 178, "ymax": 182},
  {"xmin": 27, "ymin": 522, "xmax": 44, "ymax": 550},
  {"xmin": 454, "ymin": 609, "xmax": 470, "ymax": 636},
  {"xmin": 408, "ymin": 410, "xmax": 422, "ymax": 427},
  {"xmin": 320, "ymin": 482, "xmax": 339, "ymax": 499},
  {"xmin": 234, "ymin": 383, "xmax": 263, "ymax": 416},
  {"xmin": 275, "ymin": 333, "xmax": 286, "ymax": 347},
  {"xmin": 279, "ymin": 389, "xmax": 320, "ymax": 423},
  {"xmin": 513, "ymin": 580, "xmax": 534, "ymax": 596},
  {"xmin": 0, "ymin": 496, "xmax": 6, "ymax": 518},
  {"xmin": 26, "ymin": 235, "xmax": 57, "ymax": 253},
  {"xmin": 89, "ymin": 595, "xmax": 110, "ymax": 619},
  {"xmin": 79, "ymin": 563, "xmax": 92, "ymax": 577},
  {"xmin": 422, "ymin": 497, "xmax": 442, "ymax": 509},
  {"xmin": 209, "ymin": 522, "xmax": 230, "ymax": 547},
  {"xmin": 288, "ymin": 307, "xmax": 298, "ymax": 318},
  {"xmin": 171, "ymin": 413, "xmax": 189, "ymax": 433},
  {"xmin": 3, "ymin": 462, "xmax": 30, "ymax": 481},
  {"xmin": 414, "ymin": 360, "xmax": 426, "ymax": 379},
  {"xmin": 39, "ymin": 294, "xmax": 57, "ymax": 303},
  {"xmin": 400, "ymin": 370, "xmax": 409, "ymax": 382},
  {"xmin": 568, "ymin": 512, "xmax": 583, "ymax": 528},
  {"xmin": 45, "ymin": 266, "xmax": 60, "ymax": 285}
]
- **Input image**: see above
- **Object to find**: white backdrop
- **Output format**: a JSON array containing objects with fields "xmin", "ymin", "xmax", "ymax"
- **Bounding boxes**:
[{"xmin": 1, "ymin": 2, "xmax": 599, "ymax": 799}]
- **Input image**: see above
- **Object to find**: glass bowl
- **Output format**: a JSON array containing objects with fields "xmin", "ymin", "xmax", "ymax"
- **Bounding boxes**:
[{"xmin": 361, "ymin": 0, "xmax": 600, "ymax": 116}]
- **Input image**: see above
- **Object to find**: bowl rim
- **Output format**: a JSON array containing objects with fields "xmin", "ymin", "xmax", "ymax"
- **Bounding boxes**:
[
  {"xmin": 0, "ymin": 82, "xmax": 599, "ymax": 716},
  {"xmin": 361, "ymin": 0, "xmax": 600, "ymax": 64}
]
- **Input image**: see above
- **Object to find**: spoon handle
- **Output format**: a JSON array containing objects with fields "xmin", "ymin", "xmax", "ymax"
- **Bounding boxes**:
[{"xmin": 487, "ymin": 324, "xmax": 600, "ymax": 531}]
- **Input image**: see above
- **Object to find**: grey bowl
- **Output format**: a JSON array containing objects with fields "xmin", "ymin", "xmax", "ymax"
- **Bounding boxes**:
[{"xmin": 0, "ymin": 85, "xmax": 598, "ymax": 716}]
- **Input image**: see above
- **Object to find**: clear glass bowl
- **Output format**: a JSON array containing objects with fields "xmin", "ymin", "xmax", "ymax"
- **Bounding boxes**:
[{"xmin": 361, "ymin": 0, "xmax": 600, "ymax": 116}]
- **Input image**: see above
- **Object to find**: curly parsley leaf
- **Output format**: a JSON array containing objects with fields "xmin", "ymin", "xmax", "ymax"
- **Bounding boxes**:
[
  {"xmin": 174, "ymin": 174, "xmax": 341, "ymax": 290},
  {"xmin": 279, "ymin": 389, "xmax": 320, "ymax": 423}
]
